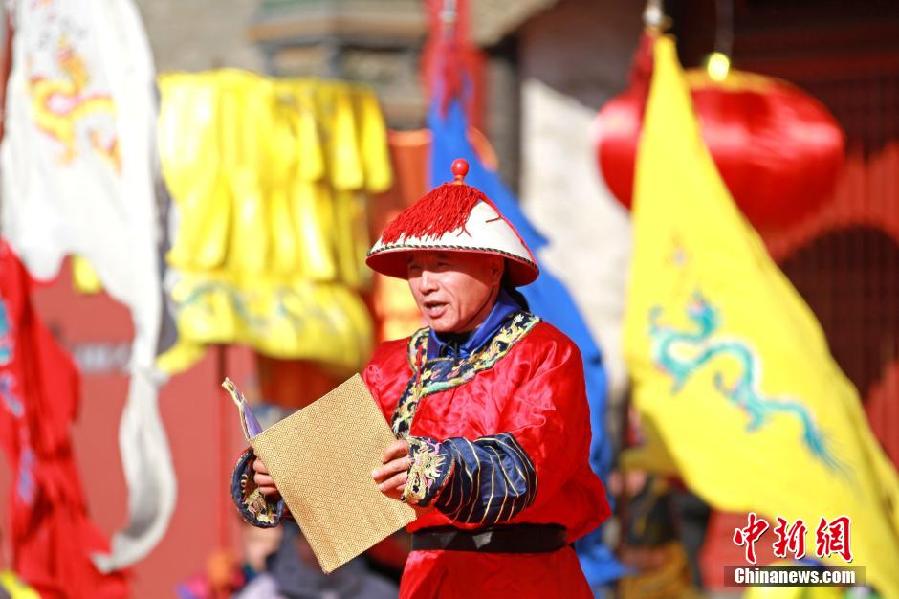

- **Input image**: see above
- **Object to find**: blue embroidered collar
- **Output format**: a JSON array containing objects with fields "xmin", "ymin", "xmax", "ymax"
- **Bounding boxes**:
[{"xmin": 427, "ymin": 288, "xmax": 522, "ymax": 361}]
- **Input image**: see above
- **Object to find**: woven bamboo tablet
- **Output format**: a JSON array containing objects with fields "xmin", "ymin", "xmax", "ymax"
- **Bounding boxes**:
[{"xmin": 249, "ymin": 373, "xmax": 415, "ymax": 573}]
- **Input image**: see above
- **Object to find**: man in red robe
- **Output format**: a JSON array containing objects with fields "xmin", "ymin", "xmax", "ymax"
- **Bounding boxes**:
[{"xmin": 239, "ymin": 159, "xmax": 610, "ymax": 597}]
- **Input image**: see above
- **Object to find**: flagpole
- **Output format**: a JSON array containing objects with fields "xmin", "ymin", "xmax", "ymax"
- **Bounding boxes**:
[
  {"xmin": 215, "ymin": 344, "xmax": 231, "ymax": 553},
  {"xmin": 0, "ymin": 9, "xmax": 13, "ymax": 144},
  {"xmin": 0, "ymin": 5, "xmax": 12, "ymax": 228}
]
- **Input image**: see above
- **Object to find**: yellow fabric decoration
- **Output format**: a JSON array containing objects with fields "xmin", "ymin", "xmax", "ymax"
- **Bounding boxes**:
[
  {"xmin": 623, "ymin": 35, "xmax": 899, "ymax": 597},
  {"xmin": 158, "ymin": 70, "xmax": 392, "ymax": 373},
  {"xmin": 72, "ymin": 255, "xmax": 102, "ymax": 294},
  {"xmin": 0, "ymin": 571, "xmax": 40, "ymax": 599}
]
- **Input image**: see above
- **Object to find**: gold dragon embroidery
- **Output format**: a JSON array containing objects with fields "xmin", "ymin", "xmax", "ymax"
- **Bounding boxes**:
[
  {"xmin": 29, "ymin": 36, "xmax": 120, "ymax": 170},
  {"xmin": 403, "ymin": 438, "xmax": 447, "ymax": 504}
]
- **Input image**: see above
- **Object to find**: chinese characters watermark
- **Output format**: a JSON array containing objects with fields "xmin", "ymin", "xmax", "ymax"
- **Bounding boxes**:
[{"xmin": 733, "ymin": 513, "xmax": 852, "ymax": 565}]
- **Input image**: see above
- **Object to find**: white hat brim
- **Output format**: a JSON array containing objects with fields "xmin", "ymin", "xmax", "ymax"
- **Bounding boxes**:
[{"xmin": 366, "ymin": 201, "xmax": 539, "ymax": 286}]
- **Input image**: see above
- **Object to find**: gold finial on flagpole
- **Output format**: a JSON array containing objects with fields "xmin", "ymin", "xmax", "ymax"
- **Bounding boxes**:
[{"xmin": 644, "ymin": 0, "xmax": 671, "ymax": 34}]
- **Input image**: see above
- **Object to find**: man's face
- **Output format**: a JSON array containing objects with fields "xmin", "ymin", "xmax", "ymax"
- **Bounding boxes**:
[{"xmin": 407, "ymin": 251, "xmax": 503, "ymax": 333}]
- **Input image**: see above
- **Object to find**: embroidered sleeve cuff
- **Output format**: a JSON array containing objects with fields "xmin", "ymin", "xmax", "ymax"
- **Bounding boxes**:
[
  {"xmin": 402, "ymin": 436, "xmax": 453, "ymax": 507},
  {"xmin": 431, "ymin": 433, "xmax": 537, "ymax": 524},
  {"xmin": 230, "ymin": 447, "xmax": 285, "ymax": 528}
]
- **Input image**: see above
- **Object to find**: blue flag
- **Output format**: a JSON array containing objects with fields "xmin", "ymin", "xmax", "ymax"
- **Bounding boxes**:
[{"xmin": 429, "ymin": 100, "xmax": 628, "ymax": 587}]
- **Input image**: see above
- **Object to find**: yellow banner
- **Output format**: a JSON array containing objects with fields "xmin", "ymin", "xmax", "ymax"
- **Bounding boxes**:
[{"xmin": 623, "ymin": 36, "xmax": 899, "ymax": 597}]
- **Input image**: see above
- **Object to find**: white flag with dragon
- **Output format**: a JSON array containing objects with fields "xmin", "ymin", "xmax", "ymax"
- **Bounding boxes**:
[{"xmin": 1, "ymin": 0, "xmax": 175, "ymax": 571}]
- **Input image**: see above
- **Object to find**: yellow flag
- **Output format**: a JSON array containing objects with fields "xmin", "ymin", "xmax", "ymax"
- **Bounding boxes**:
[{"xmin": 623, "ymin": 35, "xmax": 899, "ymax": 597}]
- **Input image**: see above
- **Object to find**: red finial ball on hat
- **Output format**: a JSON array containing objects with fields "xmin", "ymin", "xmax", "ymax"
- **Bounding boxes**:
[{"xmin": 451, "ymin": 158, "xmax": 469, "ymax": 183}]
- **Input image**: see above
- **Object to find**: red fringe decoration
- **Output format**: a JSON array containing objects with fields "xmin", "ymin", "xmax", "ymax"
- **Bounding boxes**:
[{"xmin": 381, "ymin": 183, "xmax": 487, "ymax": 244}]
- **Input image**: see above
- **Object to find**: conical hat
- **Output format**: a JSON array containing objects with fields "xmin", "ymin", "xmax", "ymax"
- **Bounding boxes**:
[{"xmin": 366, "ymin": 159, "xmax": 538, "ymax": 286}]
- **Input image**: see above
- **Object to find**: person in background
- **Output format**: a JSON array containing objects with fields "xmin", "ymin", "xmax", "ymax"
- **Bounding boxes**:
[
  {"xmin": 238, "ymin": 159, "xmax": 610, "ymax": 598},
  {"xmin": 236, "ymin": 522, "xmax": 398, "ymax": 599}
]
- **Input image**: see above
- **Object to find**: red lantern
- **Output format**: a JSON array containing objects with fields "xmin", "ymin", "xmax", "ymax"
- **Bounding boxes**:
[{"xmin": 597, "ymin": 35, "xmax": 845, "ymax": 230}]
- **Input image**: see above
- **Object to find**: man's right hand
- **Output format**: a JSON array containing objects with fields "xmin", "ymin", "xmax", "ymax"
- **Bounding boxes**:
[{"xmin": 252, "ymin": 457, "xmax": 280, "ymax": 500}]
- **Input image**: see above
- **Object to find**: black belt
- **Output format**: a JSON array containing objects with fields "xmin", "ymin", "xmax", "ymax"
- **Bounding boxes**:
[{"xmin": 411, "ymin": 523, "xmax": 567, "ymax": 554}]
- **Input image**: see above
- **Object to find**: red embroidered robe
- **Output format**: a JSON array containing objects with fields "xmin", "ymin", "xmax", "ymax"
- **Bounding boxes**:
[{"xmin": 363, "ymin": 312, "xmax": 610, "ymax": 598}]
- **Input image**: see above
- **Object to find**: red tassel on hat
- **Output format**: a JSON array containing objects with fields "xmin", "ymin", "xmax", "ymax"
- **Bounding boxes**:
[
  {"xmin": 381, "ymin": 159, "xmax": 489, "ymax": 244},
  {"xmin": 367, "ymin": 159, "xmax": 539, "ymax": 285}
]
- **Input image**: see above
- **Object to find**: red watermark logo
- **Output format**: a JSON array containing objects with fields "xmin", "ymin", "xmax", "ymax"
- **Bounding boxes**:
[{"xmin": 733, "ymin": 513, "xmax": 853, "ymax": 565}]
